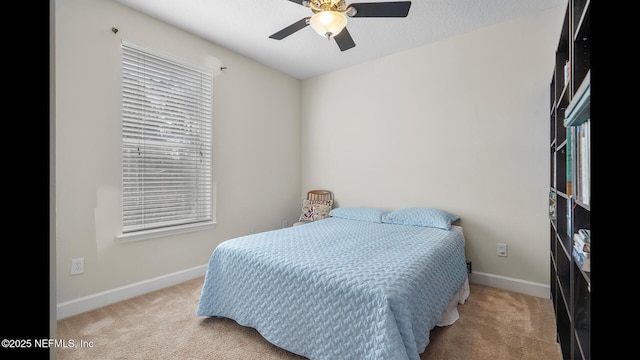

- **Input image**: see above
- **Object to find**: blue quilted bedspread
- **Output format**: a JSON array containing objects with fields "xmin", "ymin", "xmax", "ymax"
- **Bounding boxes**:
[{"xmin": 197, "ymin": 217, "xmax": 468, "ymax": 360}]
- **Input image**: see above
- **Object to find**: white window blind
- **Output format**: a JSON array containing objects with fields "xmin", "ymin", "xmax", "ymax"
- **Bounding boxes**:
[{"xmin": 121, "ymin": 42, "xmax": 213, "ymax": 235}]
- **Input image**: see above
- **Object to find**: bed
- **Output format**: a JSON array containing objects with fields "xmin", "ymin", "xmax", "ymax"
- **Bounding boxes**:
[{"xmin": 197, "ymin": 207, "xmax": 470, "ymax": 360}]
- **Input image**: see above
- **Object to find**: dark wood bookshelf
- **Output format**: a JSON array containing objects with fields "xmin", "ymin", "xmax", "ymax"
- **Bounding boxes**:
[{"xmin": 549, "ymin": 1, "xmax": 591, "ymax": 359}]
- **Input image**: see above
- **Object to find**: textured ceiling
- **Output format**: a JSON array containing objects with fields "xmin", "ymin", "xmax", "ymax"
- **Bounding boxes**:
[{"xmin": 114, "ymin": 0, "xmax": 565, "ymax": 80}]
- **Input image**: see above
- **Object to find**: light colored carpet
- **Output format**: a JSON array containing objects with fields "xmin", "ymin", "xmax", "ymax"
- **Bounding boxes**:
[{"xmin": 57, "ymin": 277, "xmax": 562, "ymax": 359}]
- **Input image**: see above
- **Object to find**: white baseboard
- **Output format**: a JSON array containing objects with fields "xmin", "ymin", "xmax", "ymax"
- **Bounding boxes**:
[
  {"xmin": 57, "ymin": 265, "xmax": 207, "ymax": 320},
  {"xmin": 469, "ymin": 271, "xmax": 551, "ymax": 299},
  {"xmin": 57, "ymin": 266, "xmax": 550, "ymax": 320}
]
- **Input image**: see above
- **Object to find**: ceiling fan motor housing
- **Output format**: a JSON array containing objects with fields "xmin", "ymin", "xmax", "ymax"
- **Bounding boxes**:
[{"xmin": 309, "ymin": 0, "xmax": 349, "ymax": 14}]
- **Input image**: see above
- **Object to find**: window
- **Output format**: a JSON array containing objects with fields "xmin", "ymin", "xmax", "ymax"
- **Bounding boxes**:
[{"xmin": 121, "ymin": 42, "xmax": 214, "ymax": 240}]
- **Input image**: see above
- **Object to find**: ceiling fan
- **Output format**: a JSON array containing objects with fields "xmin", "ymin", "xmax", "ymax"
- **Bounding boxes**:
[{"xmin": 269, "ymin": 0, "xmax": 412, "ymax": 51}]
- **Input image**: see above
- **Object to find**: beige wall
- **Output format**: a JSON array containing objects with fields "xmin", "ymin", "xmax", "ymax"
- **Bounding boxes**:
[
  {"xmin": 300, "ymin": 6, "xmax": 565, "ymax": 285},
  {"xmin": 55, "ymin": 0, "xmax": 301, "ymax": 303}
]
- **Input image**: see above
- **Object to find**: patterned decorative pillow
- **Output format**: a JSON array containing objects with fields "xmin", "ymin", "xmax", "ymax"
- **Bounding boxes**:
[{"xmin": 299, "ymin": 199, "xmax": 333, "ymax": 222}]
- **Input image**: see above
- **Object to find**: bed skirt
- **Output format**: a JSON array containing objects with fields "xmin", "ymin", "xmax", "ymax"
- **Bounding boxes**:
[{"xmin": 437, "ymin": 276, "xmax": 470, "ymax": 326}]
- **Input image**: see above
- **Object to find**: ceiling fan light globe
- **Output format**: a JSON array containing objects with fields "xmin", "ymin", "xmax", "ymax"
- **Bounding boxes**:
[{"xmin": 309, "ymin": 11, "xmax": 347, "ymax": 39}]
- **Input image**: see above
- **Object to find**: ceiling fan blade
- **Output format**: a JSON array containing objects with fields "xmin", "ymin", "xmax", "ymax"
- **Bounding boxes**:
[
  {"xmin": 269, "ymin": 18, "xmax": 310, "ymax": 40},
  {"xmin": 286, "ymin": 0, "xmax": 309, "ymax": 6},
  {"xmin": 349, "ymin": 1, "xmax": 412, "ymax": 17},
  {"xmin": 334, "ymin": 28, "xmax": 356, "ymax": 51}
]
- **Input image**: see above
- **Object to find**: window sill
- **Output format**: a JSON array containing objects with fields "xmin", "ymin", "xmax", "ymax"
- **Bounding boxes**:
[{"xmin": 117, "ymin": 221, "xmax": 215, "ymax": 243}]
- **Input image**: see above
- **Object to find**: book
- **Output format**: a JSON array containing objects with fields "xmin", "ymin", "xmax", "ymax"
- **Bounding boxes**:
[
  {"xmin": 573, "ymin": 247, "xmax": 590, "ymax": 272},
  {"xmin": 566, "ymin": 127, "xmax": 572, "ymax": 197},
  {"xmin": 574, "ymin": 119, "xmax": 590, "ymax": 205},
  {"xmin": 564, "ymin": 60, "xmax": 571, "ymax": 87},
  {"xmin": 573, "ymin": 231, "xmax": 590, "ymax": 254},
  {"xmin": 548, "ymin": 191, "xmax": 556, "ymax": 220}
]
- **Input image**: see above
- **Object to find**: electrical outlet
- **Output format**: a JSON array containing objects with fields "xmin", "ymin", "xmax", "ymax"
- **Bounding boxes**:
[
  {"xmin": 497, "ymin": 243, "xmax": 507, "ymax": 257},
  {"xmin": 282, "ymin": 220, "xmax": 288, "ymax": 228},
  {"xmin": 71, "ymin": 258, "xmax": 84, "ymax": 275}
]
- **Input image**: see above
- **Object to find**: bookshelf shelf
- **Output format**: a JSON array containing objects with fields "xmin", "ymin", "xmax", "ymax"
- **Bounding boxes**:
[{"xmin": 549, "ymin": 1, "xmax": 590, "ymax": 360}]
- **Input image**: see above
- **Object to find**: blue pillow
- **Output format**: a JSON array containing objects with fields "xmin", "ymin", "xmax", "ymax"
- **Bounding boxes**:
[
  {"xmin": 329, "ymin": 207, "xmax": 390, "ymax": 223},
  {"xmin": 381, "ymin": 207, "xmax": 460, "ymax": 230}
]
